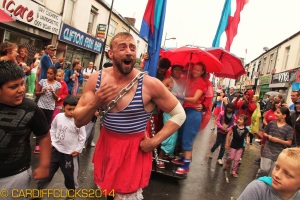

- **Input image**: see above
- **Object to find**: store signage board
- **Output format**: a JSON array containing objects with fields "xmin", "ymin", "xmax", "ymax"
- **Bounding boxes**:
[
  {"xmin": 271, "ymin": 68, "xmax": 300, "ymax": 84},
  {"xmin": 96, "ymin": 24, "xmax": 106, "ymax": 39},
  {"xmin": 59, "ymin": 23, "xmax": 103, "ymax": 54},
  {"xmin": 259, "ymin": 75, "xmax": 271, "ymax": 85},
  {"xmin": 296, "ymin": 70, "xmax": 300, "ymax": 83},
  {"xmin": 1, "ymin": 0, "xmax": 62, "ymax": 35},
  {"xmin": 272, "ymin": 72, "xmax": 290, "ymax": 83}
]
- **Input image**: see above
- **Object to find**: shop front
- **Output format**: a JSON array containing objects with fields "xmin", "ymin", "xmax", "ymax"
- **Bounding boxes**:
[
  {"xmin": 58, "ymin": 23, "xmax": 104, "ymax": 69},
  {"xmin": 0, "ymin": 0, "xmax": 62, "ymax": 62},
  {"xmin": 257, "ymin": 74, "xmax": 271, "ymax": 98},
  {"xmin": 269, "ymin": 70, "xmax": 295, "ymax": 100}
]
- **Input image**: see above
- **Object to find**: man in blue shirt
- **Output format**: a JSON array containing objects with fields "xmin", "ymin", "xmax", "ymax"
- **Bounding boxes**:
[
  {"xmin": 289, "ymin": 90, "xmax": 300, "ymax": 111},
  {"xmin": 39, "ymin": 45, "xmax": 56, "ymax": 80}
]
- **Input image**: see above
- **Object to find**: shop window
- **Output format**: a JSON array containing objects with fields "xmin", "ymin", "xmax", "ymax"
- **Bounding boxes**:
[
  {"xmin": 108, "ymin": 19, "xmax": 118, "ymax": 36},
  {"xmin": 87, "ymin": 6, "xmax": 98, "ymax": 35},
  {"xmin": 267, "ymin": 53, "xmax": 273, "ymax": 73},
  {"xmin": 4, "ymin": 30, "xmax": 44, "ymax": 61},
  {"xmin": 65, "ymin": 46, "xmax": 95, "ymax": 69}
]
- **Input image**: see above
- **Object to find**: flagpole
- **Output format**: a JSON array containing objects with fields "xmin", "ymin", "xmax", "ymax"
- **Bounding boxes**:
[
  {"xmin": 244, "ymin": 48, "xmax": 247, "ymax": 66},
  {"xmin": 99, "ymin": 0, "xmax": 114, "ymax": 69}
]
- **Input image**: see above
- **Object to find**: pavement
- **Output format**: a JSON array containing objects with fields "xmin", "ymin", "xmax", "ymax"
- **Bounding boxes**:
[{"xmin": 30, "ymin": 118, "xmax": 261, "ymax": 200}]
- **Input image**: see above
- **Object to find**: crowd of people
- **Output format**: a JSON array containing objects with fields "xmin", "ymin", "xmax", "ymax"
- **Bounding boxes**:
[
  {"xmin": 0, "ymin": 41, "xmax": 101, "ymax": 199},
  {"xmin": 1, "ymin": 32, "xmax": 300, "ymax": 200}
]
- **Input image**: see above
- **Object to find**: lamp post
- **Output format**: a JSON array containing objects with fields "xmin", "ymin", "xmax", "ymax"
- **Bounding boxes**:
[
  {"xmin": 163, "ymin": 33, "xmax": 176, "ymax": 48},
  {"xmin": 99, "ymin": 0, "xmax": 114, "ymax": 69}
]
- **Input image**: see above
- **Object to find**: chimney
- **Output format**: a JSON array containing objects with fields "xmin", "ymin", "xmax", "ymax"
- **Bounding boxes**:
[{"xmin": 125, "ymin": 17, "xmax": 136, "ymax": 27}]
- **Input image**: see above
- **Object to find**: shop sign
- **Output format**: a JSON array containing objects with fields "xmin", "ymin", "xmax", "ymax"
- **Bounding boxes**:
[
  {"xmin": 59, "ymin": 23, "xmax": 103, "ymax": 54},
  {"xmin": 272, "ymin": 72, "xmax": 290, "ymax": 84},
  {"xmin": 1, "ymin": 0, "xmax": 62, "ymax": 35},
  {"xmin": 96, "ymin": 24, "xmax": 106, "ymax": 39},
  {"xmin": 295, "ymin": 70, "xmax": 300, "ymax": 83},
  {"xmin": 259, "ymin": 75, "xmax": 271, "ymax": 85}
]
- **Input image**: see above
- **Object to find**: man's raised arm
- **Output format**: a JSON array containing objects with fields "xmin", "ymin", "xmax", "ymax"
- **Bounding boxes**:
[{"xmin": 74, "ymin": 72, "xmax": 117, "ymax": 127}]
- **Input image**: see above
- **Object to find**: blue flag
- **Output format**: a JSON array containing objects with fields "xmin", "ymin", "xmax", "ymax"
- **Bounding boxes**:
[
  {"xmin": 212, "ymin": 0, "xmax": 232, "ymax": 47},
  {"xmin": 140, "ymin": 0, "xmax": 167, "ymax": 77}
]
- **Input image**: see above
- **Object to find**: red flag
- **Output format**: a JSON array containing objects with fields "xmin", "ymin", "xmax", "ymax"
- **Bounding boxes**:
[{"xmin": 225, "ymin": 0, "xmax": 249, "ymax": 51}]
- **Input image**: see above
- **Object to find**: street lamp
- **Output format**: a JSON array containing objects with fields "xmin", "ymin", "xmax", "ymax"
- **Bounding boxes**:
[{"xmin": 163, "ymin": 33, "xmax": 176, "ymax": 48}]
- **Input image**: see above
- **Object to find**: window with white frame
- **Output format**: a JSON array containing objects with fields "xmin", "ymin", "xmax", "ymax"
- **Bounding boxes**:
[
  {"xmin": 64, "ymin": 0, "xmax": 75, "ymax": 25},
  {"xmin": 262, "ymin": 57, "xmax": 267, "ymax": 71},
  {"xmin": 87, "ymin": 6, "xmax": 98, "ymax": 34},
  {"xmin": 267, "ymin": 53, "xmax": 273, "ymax": 73},
  {"xmin": 284, "ymin": 46, "xmax": 290, "ymax": 69},
  {"xmin": 108, "ymin": 19, "xmax": 118, "ymax": 36}
]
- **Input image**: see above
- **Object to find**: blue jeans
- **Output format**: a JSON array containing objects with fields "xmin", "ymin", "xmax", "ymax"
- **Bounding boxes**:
[{"xmin": 211, "ymin": 132, "xmax": 227, "ymax": 159}]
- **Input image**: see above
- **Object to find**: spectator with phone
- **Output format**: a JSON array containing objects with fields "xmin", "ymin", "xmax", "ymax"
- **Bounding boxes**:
[{"xmin": 234, "ymin": 90, "xmax": 257, "ymax": 127}]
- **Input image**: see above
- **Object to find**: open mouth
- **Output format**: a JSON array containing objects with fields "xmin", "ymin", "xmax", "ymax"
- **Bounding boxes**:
[{"xmin": 123, "ymin": 59, "xmax": 132, "ymax": 65}]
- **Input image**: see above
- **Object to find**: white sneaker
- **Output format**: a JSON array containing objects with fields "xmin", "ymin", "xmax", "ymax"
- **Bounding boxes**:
[
  {"xmin": 217, "ymin": 159, "xmax": 223, "ymax": 165},
  {"xmin": 89, "ymin": 142, "xmax": 96, "ymax": 147}
]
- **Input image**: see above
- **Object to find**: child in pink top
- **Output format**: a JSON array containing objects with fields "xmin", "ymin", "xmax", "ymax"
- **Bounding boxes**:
[{"xmin": 52, "ymin": 69, "xmax": 68, "ymax": 121}]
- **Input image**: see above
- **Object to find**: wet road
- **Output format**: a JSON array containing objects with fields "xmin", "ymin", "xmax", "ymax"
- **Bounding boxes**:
[{"xmin": 30, "ymin": 119, "xmax": 260, "ymax": 200}]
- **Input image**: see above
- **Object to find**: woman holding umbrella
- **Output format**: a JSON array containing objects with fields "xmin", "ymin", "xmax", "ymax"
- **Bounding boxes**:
[{"xmin": 172, "ymin": 62, "xmax": 208, "ymax": 174}]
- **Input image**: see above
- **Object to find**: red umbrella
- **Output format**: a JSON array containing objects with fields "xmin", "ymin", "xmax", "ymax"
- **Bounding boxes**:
[
  {"xmin": 205, "ymin": 47, "xmax": 246, "ymax": 79},
  {"xmin": 0, "ymin": 10, "xmax": 15, "ymax": 22},
  {"xmin": 161, "ymin": 46, "xmax": 223, "ymax": 73}
]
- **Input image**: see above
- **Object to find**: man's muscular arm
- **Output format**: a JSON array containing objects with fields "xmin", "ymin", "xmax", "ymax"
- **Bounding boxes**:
[
  {"xmin": 140, "ymin": 76, "xmax": 186, "ymax": 152},
  {"xmin": 74, "ymin": 72, "xmax": 117, "ymax": 127}
]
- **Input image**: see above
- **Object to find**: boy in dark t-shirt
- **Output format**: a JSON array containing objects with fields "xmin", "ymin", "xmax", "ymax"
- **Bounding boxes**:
[{"xmin": 0, "ymin": 61, "xmax": 51, "ymax": 199}]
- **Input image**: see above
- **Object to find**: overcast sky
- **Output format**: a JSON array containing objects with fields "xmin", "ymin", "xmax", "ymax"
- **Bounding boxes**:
[{"xmin": 106, "ymin": 0, "xmax": 300, "ymax": 63}]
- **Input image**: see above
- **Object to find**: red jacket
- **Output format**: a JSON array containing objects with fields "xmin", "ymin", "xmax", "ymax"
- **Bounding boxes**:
[
  {"xmin": 234, "ymin": 90, "xmax": 257, "ymax": 126},
  {"xmin": 55, "ymin": 80, "xmax": 68, "ymax": 106}
]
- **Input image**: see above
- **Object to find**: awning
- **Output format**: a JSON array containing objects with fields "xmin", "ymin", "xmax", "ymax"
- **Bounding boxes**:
[
  {"xmin": 0, "ymin": 10, "xmax": 14, "ymax": 23},
  {"xmin": 245, "ymin": 85, "xmax": 254, "ymax": 89},
  {"xmin": 259, "ymin": 85, "xmax": 269, "ymax": 89},
  {"xmin": 269, "ymin": 83, "xmax": 289, "ymax": 88}
]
